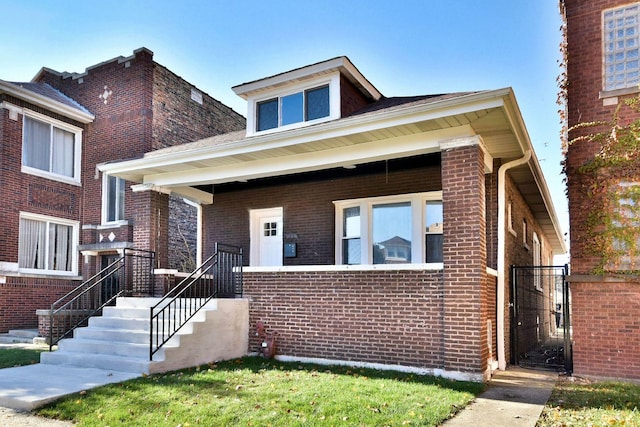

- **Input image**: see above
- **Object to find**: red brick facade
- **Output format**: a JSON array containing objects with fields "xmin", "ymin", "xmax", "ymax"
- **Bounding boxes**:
[
  {"xmin": 564, "ymin": 0, "xmax": 640, "ymax": 379},
  {"xmin": 0, "ymin": 48, "xmax": 245, "ymax": 332}
]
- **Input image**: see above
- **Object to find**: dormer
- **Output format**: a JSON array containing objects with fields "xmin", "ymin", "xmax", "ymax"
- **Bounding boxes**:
[{"xmin": 233, "ymin": 56, "xmax": 382, "ymax": 137}]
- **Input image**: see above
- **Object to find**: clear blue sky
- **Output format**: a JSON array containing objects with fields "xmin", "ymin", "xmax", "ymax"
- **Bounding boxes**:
[{"xmin": 0, "ymin": 0, "xmax": 569, "ymax": 254}]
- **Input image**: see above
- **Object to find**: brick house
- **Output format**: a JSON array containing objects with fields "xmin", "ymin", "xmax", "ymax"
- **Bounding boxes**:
[
  {"xmin": 102, "ymin": 57, "xmax": 566, "ymax": 380},
  {"xmin": 0, "ymin": 48, "xmax": 245, "ymax": 333},
  {"xmin": 562, "ymin": 0, "xmax": 640, "ymax": 380}
]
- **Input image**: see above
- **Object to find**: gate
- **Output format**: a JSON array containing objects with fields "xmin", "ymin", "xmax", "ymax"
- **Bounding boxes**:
[{"xmin": 510, "ymin": 265, "xmax": 572, "ymax": 373}]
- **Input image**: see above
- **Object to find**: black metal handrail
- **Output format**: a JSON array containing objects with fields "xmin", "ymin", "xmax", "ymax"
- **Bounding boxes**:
[
  {"xmin": 48, "ymin": 249, "xmax": 156, "ymax": 350},
  {"xmin": 149, "ymin": 243, "xmax": 243, "ymax": 360}
]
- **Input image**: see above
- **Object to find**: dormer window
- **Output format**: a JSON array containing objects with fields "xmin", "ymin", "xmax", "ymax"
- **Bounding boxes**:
[{"xmin": 257, "ymin": 85, "xmax": 330, "ymax": 131}]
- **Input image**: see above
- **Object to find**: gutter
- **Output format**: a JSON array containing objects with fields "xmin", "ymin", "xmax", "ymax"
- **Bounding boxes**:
[{"xmin": 496, "ymin": 150, "xmax": 531, "ymax": 370}]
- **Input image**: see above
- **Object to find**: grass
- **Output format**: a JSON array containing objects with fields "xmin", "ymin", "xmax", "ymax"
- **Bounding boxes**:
[
  {"xmin": 0, "ymin": 347, "xmax": 45, "ymax": 368},
  {"xmin": 34, "ymin": 357, "xmax": 485, "ymax": 426},
  {"xmin": 537, "ymin": 378, "xmax": 640, "ymax": 426}
]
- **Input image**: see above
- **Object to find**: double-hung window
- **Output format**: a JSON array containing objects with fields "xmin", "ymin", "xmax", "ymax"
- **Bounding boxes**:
[
  {"xmin": 22, "ymin": 113, "xmax": 81, "ymax": 184},
  {"xmin": 257, "ymin": 85, "xmax": 330, "ymax": 131},
  {"xmin": 335, "ymin": 192, "xmax": 443, "ymax": 265},
  {"xmin": 603, "ymin": 3, "xmax": 640, "ymax": 92},
  {"xmin": 18, "ymin": 213, "xmax": 78, "ymax": 275},
  {"xmin": 102, "ymin": 174, "xmax": 125, "ymax": 223}
]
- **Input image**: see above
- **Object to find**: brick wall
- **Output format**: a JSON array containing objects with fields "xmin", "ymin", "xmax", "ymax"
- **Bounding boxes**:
[
  {"xmin": 571, "ymin": 280, "xmax": 640, "ymax": 380},
  {"xmin": 152, "ymin": 65, "xmax": 245, "ymax": 150},
  {"xmin": 245, "ymin": 269, "xmax": 446, "ymax": 370},
  {"xmin": 0, "ymin": 276, "xmax": 80, "ymax": 332},
  {"xmin": 203, "ymin": 155, "xmax": 442, "ymax": 263},
  {"xmin": 441, "ymin": 144, "xmax": 488, "ymax": 373},
  {"xmin": 340, "ymin": 74, "xmax": 372, "ymax": 117},
  {"xmin": 168, "ymin": 195, "xmax": 197, "ymax": 271}
]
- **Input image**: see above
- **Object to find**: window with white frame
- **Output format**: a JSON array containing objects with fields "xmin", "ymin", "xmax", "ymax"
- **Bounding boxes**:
[
  {"xmin": 603, "ymin": 3, "xmax": 640, "ymax": 92},
  {"xmin": 18, "ymin": 213, "xmax": 78, "ymax": 275},
  {"xmin": 257, "ymin": 85, "xmax": 330, "ymax": 131},
  {"xmin": 102, "ymin": 174, "xmax": 125, "ymax": 223},
  {"xmin": 335, "ymin": 192, "xmax": 443, "ymax": 265},
  {"xmin": 533, "ymin": 232, "xmax": 542, "ymax": 291},
  {"xmin": 22, "ymin": 113, "xmax": 81, "ymax": 183}
]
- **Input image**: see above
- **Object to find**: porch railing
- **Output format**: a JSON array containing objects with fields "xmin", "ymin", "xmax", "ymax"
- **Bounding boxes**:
[
  {"xmin": 48, "ymin": 249, "xmax": 156, "ymax": 350},
  {"xmin": 149, "ymin": 243, "xmax": 243, "ymax": 360}
]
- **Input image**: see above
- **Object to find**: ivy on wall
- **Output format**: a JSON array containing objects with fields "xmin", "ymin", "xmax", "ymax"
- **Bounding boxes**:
[{"xmin": 569, "ymin": 98, "xmax": 640, "ymax": 275}]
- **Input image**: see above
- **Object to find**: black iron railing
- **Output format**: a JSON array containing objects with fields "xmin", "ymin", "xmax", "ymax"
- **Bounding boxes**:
[
  {"xmin": 149, "ymin": 243, "xmax": 243, "ymax": 360},
  {"xmin": 48, "ymin": 249, "xmax": 155, "ymax": 350}
]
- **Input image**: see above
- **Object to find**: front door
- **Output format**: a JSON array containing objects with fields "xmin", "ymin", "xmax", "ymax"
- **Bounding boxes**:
[
  {"xmin": 250, "ymin": 208, "xmax": 283, "ymax": 266},
  {"xmin": 101, "ymin": 254, "xmax": 121, "ymax": 305}
]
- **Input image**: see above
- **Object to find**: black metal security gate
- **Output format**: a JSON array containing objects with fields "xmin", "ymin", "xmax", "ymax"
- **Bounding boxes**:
[{"xmin": 510, "ymin": 265, "xmax": 572, "ymax": 373}]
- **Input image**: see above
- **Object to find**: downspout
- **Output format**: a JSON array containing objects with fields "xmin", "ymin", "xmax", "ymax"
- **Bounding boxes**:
[{"xmin": 497, "ymin": 150, "xmax": 531, "ymax": 370}]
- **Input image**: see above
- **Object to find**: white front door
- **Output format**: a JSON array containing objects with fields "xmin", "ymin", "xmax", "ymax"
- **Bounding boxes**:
[{"xmin": 250, "ymin": 208, "xmax": 283, "ymax": 266}]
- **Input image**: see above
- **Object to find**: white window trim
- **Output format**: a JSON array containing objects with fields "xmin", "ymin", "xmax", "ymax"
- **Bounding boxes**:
[
  {"xmin": 533, "ymin": 232, "xmax": 542, "ymax": 291},
  {"xmin": 18, "ymin": 212, "xmax": 79, "ymax": 276},
  {"xmin": 333, "ymin": 191, "xmax": 443, "ymax": 267},
  {"xmin": 522, "ymin": 219, "xmax": 530, "ymax": 250},
  {"xmin": 21, "ymin": 110, "xmax": 82, "ymax": 186},
  {"xmin": 101, "ymin": 173, "xmax": 125, "ymax": 225},
  {"xmin": 246, "ymin": 72, "xmax": 340, "ymax": 137},
  {"xmin": 507, "ymin": 202, "xmax": 517, "ymax": 237}
]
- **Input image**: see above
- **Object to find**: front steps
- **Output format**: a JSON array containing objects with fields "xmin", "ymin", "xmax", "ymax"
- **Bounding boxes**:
[
  {"xmin": 40, "ymin": 297, "xmax": 249, "ymax": 375},
  {"xmin": 0, "ymin": 329, "xmax": 43, "ymax": 345}
]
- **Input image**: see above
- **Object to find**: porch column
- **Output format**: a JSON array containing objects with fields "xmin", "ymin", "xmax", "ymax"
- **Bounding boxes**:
[
  {"xmin": 441, "ymin": 137, "xmax": 488, "ymax": 375},
  {"xmin": 130, "ymin": 190, "xmax": 169, "ymax": 268}
]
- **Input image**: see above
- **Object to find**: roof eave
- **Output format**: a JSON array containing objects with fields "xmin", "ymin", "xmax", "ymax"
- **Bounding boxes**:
[{"xmin": 0, "ymin": 80, "xmax": 95, "ymax": 123}]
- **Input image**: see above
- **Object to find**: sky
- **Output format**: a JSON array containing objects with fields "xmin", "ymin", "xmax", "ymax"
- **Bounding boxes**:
[{"xmin": 0, "ymin": 0, "xmax": 569, "ymax": 256}]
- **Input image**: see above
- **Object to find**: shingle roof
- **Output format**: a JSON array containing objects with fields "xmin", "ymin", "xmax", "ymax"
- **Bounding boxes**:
[
  {"xmin": 142, "ymin": 92, "xmax": 481, "ymax": 159},
  {"xmin": 8, "ymin": 81, "xmax": 91, "ymax": 115}
]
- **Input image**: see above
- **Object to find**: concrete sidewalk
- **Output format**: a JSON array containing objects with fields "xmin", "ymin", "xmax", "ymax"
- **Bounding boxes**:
[
  {"xmin": 0, "ymin": 362, "xmax": 139, "ymax": 411},
  {"xmin": 443, "ymin": 367, "xmax": 558, "ymax": 426}
]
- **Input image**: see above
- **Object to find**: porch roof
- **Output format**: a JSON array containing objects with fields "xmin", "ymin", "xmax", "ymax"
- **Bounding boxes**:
[{"xmin": 99, "ymin": 87, "xmax": 566, "ymax": 255}]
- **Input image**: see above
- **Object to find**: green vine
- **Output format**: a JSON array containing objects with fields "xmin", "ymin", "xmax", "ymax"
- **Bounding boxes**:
[{"xmin": 570, "ymin": 96, "xmax": 640, "ymax": 276}]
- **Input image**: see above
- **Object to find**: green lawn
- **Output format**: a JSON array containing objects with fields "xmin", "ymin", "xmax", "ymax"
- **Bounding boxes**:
[
  {"xmin": 34, "ymin": 357, "xmax": 485, "ymax": 426},
  {"xmin": 537, "ymin": 378, "xmax": 640, "ymax": 426},
  {"xmin": 0, "ymin": 347, "xmax": 44, "ymax": 368}
]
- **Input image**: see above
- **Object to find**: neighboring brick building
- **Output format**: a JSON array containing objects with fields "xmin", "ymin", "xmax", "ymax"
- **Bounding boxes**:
[
  {"xmin": 0, "ymin": 48, "xmax": 245, "ymax": 333},
  {"xmin": 562, "ymin": 0, "xmax": 640, "ymax": 380},
  {"xmin": 103, "ymin": 57, "xmax": 566, "ymax": 380}
]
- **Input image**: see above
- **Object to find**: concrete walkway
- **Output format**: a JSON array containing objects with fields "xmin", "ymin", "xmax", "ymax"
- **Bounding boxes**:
[
  {"xmin": 0, "ymin": 343, "xmax": 140, "ymax": 411},
  {"xmin": 443, "ymin": 367, "xmax": 558, "ymax": 426}
]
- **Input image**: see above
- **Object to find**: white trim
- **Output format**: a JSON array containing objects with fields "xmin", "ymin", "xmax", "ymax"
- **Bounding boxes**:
[
  {"xmin": 246, "ymin": 73, "xmax": 339, "ymax": 137},
  {"xmin": 101, "ymin": 173, "xmax": 125, "ymax": 225},
  {"xmin": 184, "ymin": 198, "xmax": 203, "ymax": 267},
  {"xmin": 507, "ymin": 202, "xmax": 517, "ymax": 236},
  {"xmin": 249, "ymin": 207, "xmax": 283, "ymax": 267},
  {"xmin": 272, "ymin": 355, "xmax": 484, "ymax": 383},
  {"xmin": 0, "ymin": 80, "xmax": 94, "ymax": 123},
  {"xmin": 21, "ymin": 109, "xmax": 83, "ymax": 185},
  {"xmin": 334, "ymin": 191, "xmax": 443, "ymax": 265},
  {"xmin": 18, "ymin": 212, "xmax": 79, "ymax": 276},
  {"xmin": 243, "ymin": 263, "xmax": 443, "ymax": 273}
]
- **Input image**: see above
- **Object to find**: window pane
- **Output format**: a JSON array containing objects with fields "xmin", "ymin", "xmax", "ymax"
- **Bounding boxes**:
[
  {"xmin": 107, "ymin": 176, "xmax": 117, "ymax": 222},
  {"xmin": 18, "ymin": 218, "xmax": 45, "ymax": 269},
  {"xmin": 372, "ymin": 202, "xmax": 412, "ymax": 264},
  {"xmin": 49, "ymin": 223, "xmax": 72, "ymax": 271},
  {"xmin": 117, "ymin": 177, "xmax": 125, "ymax": 221},
  {"xmin": 281, "ymin": 92, "xmax": 303, "ymax": 126},
  {"xmin": 257, "ymin": 99, "xmax": 278, "ymax": 131},
  {"xmin": 51, "ymin": 127, "xmax": 74, "ymax": 177},
  {"xmin": 343, "ymin": 238, "xmax": 361, "ymax": 265},
  {"xmin": 425, "ymin": 201, "xmax": 443, "ymax": 263},
  {"xmin": 343, "ymin": 207, "xmax": 360, "ymax": 237},
  {"xmin": 23, "ymin": 117, "xmax": 51, "ymax": 171},
  {"xmin": 305, "ymin": 86, "xmax": 330, "ymax": 121},
  {"xmin": 426, "ymin": 235, "xmax": 443, "ymax": 263}
]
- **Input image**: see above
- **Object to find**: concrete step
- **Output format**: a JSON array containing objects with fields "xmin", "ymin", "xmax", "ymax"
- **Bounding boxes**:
[
  {"xmin": 57, "ymin": 337, "xmax": 176, "ymax": 360},
  {"xmin": 41, "ymin": 351, "xmax": 156, "ymax": 374},
  {"xmin": 0, "ymin": 329, "xmax": 41, "ymax": 344}
]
